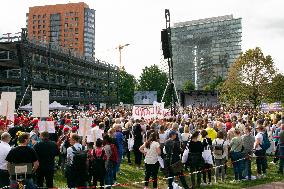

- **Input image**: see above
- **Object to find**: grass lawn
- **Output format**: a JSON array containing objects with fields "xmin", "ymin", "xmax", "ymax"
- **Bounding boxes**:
[{"xmin": 54, "ymin": 156, "xmax": 283, "ymax": 188}]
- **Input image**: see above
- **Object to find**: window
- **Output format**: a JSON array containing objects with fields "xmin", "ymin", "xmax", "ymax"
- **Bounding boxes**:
[
  {"xmin": 33, "ymin": 31, "xmax": 36, "ymax": 34},
  {"xmin": 43, "ymin": 25, "xmax": 45, "ymax": 29},
  {"xmin": 65, "ymin": 23, "xmax": 68, "ymax": 27},
  {"xmin": 43, "ymin": 30, "xmax": 46, "ymax": 34},
  {"xmin": 38, "ymin": 15, "xmax": 41, "ymax": 19},
  {"xmin": 33, "ymin": 15, "xmax": 36, "ymax": 19},
  {"xmin": 43, "ymin": 20, "xmax": 46, "ymax": 24},
  {"xmin": 38, "ymin": 30, "xmax": 41, "ymax": 34},
  {"xmin": 75, "ymin": 38, "xmax": 78, "ymax": 42},
  {"xmin": 33, "ymin": 26, "xmax": 36, "ymax": 29},
  {"xmin": 75, "ymin": 28, "xmax": 79, "ymax": 33},
  {"xmin": 38, "ymin": 20, "xmax": 41, "ymax": 24},
  {"xmin": 38, "ymin": 25, "xmax": 41, "ymax": 29},
  {"xmin": 33, "ymin": 20, "xmax": 36, "ymax": 24},
  {"xmin": 75, "ymin": 17, "xmax": 79, "ymax": 21},
  {"xmin": 64, "ymin": 28, "xmax": 68, "ymax": 32},
  {"xmin": 43, "ymin": 14, "xmax": 46, "ymax": 19}
]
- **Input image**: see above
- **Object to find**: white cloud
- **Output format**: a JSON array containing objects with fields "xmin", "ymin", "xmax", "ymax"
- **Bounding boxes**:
[{"xmin": 1, "ymin": 0, "xmax": 283, "ymax": 77}]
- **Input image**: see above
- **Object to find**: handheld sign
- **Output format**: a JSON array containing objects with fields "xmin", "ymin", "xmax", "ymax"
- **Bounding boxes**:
[
  {"xmin": 38, "ymin": 121, "xmax": 55, "ymax": 133},
  {"xmin": 32, "ymin": 90, "xmax": 49, "ymax": 117},
  {"xmin": 0, "ymin": 92, "xmax": 16, "ymax": 121},
  {"xmin": 79, "ymin": 117, "xmax": 93, "ymax": 137}
]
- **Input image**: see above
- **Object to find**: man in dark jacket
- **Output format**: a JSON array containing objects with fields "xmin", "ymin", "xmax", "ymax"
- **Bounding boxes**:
[
  {"xmin": 33, "ymin": 131, "xmax": 59, "ymax": 188},
  {"xmin": 163, "ymin": 130, "xmax": 189, "ymax": 189}
]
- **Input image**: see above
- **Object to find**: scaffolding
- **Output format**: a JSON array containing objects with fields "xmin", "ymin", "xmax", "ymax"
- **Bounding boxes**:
[{"xmin": 171, "ymin": 15, "xmax": 242, "ymax": 90}]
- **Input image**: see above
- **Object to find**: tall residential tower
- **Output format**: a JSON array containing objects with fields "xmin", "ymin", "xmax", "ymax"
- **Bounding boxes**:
[
  {"xmin": 171, "ymin": 15, "xmax": 242, "ymax": 90},
  {"xmin": 27, "ymin": 2, "xmax": 95, "ymax": 57}
]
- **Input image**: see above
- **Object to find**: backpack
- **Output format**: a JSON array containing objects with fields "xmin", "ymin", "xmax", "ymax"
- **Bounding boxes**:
[
  {"xmin": 260, "ymin": 132, "xmax": 271, "ymax": 151},
  {"xmin": 213, "ymin": 140, "xmax": 225, "ymax": 156},
  {"xmin": 71, "ymin": 146, "xmax": 88, "ymax": 174},
  {"xmin": 92, "ymin": 149, "xmax": 106, "ymax": 174},
  {"xmin": 109, "ymin": 143, "xmax": 119, "ymax": 164}
]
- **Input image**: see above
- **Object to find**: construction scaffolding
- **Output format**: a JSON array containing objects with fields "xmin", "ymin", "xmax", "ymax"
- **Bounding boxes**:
[{"xmin": 171, "ymin": 15, "xmax": 242, "ymax": 90}]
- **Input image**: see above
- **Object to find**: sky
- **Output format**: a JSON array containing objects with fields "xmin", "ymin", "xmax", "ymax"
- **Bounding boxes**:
[{"xmin": 0, "ymin": 0, "xmax": 284, "ymax": 78}]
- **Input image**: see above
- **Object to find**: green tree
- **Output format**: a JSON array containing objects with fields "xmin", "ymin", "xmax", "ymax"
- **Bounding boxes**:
[
  {"xmin": 203, "ymin": 76, "xmax": 224, "ymax": 91},
  {"xmin": 267, "ymin": 73, "xmax": 284, "ymax": 103},
  {"xmin": 137, "ymin": 65, "xmax": 168, "ymax": 102},
  {"xmin": 182, "ymin": 80, "xmax": 195, "ymax": 91},
  {"xmin": 118, "ymin": 67, "xmax": 136, "ymax": 104},
  {"xmin": 220, "ymin": 47, "xmax": 276, "ymax": 108}
]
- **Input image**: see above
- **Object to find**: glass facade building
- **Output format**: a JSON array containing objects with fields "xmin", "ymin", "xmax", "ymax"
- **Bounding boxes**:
[{"xmin": 171, "ymin": 15, "xmax": 242, "ymax": 90}]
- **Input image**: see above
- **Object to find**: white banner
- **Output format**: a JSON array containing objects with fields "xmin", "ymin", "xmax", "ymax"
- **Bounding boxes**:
[
  {"xmin": 132, "ymin": 105, "xmax": 171, "ymax": 120},
  {"xmin": 38, "ymin": 121, "xmax": 55, "ymax": 133},
  {"xmin": 0, "ymin": 92, "xmax": 16, "ymax": 120},
  {"xmin": 32, "ymin": 90, "xmax": 49, "ymax": 117}
]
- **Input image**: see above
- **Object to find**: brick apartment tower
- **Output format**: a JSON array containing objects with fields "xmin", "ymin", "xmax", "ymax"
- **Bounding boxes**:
[{"xmin": 27, "ymin": 2, "xmax": 95, "ymax": 57}]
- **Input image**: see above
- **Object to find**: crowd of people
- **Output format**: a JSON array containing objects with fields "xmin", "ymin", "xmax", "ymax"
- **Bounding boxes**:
[{"xmin": 0, "ymin": 107, "xmax": 283, "ymax": 189}]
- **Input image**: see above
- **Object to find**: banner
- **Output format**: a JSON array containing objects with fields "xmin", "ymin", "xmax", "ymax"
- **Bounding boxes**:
[
  {"xmin": 260, "ymin": 102, "xmax": 282, "ymax": 112},
  {"xmin": 0, "ymin": 92, "xmax": 16, "ymax": 120},
  {"xmin": 132, "ymin": 105, "xmax": 171, "ymax": 120}
]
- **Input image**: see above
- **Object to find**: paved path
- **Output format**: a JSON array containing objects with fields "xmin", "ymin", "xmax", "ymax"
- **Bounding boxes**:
[{"xmin": 244, "ymin": 182, "xmax": 284, "ymax": 189}]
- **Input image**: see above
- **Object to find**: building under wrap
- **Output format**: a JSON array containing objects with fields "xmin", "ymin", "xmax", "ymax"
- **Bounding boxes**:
[{"xmin": 171, "ymin": 15, "xmax": 242, "ymax": 90}]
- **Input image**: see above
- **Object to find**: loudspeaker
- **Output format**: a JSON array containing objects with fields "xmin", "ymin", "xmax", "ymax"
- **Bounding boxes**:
[{"xmin": 161, "ymin": 29, "xmax": 171, "ymax": 59}]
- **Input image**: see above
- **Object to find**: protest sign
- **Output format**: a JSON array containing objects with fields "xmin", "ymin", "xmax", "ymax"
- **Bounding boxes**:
[
  {"xmin": 132, "ymin": 105, "xmax": 171, "ymax": 120},
  {"xmin": 78, "ymin": 117, "xmax": 93, "ymax": 137},
  {"xmin": 32, "ymin": 90, "xmax": 49, "ymax": 117},
  {"xmin": 38, "ymin": 121, "xmax": 55, "ymax": 133},
  {"xmin": 0, "ymin": 92, "xmax": 16, "ymax": 121}
]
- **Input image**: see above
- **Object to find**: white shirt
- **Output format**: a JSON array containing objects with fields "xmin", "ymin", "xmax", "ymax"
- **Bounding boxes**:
[
  {"xmin": 181, "ymin": 133, "xmax": 190, "ymax": 142},
  {"xmin": 88, "ymin": 127, "xmax": 103, "ymax": 143},
  {"xmin": 0, "ymin": 141, "xmax": 11, "ymax": 170},
  {"xmin": 159, "ymin": 133, "xmax": 167, "ymax": 144},
  {"xmin": 67, "ymin": 143, "xmax": 82, "ymax": 165},
  {"xmin": 255, "ymin": 132, "xmax": 263, "ymax": 150},
  {"xmin": 144, "ymin": 141, "xmax": 160, "ymax": 164}
]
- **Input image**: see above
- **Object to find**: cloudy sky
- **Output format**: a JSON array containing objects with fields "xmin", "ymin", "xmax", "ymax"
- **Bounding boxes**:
[{"xmin": 1, "ymin": 0, "xmax": 283, "ymax": 77}]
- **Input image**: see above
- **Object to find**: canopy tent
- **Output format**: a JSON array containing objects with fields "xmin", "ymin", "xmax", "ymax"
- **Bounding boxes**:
[
  {"xmin": 49, "ymin": 101, "xmax": 70, "ymax": 110},
  {"xmin": 18, "ymin": 103, "xmax": 32, "ymax": 111}
]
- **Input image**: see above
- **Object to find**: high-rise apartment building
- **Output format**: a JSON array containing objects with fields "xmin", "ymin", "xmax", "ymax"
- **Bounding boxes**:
[
  {"xmin": 27, "ymin": 2, "xmax": 95, "ymax": 57},
  {"xmin": 171, "ymin": 15, "xmax": 242, "ymax": 90}
]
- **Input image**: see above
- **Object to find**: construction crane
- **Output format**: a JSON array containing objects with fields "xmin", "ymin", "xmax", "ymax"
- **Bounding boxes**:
[{"xmin": 116, "ymin": 43, "xmax": 130, "ymax": 69}]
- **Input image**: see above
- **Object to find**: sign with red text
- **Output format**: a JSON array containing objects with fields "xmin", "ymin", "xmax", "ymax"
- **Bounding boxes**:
[{"xmin": 132, "ymin": 105, "xmax": 171, "ymax": 120}]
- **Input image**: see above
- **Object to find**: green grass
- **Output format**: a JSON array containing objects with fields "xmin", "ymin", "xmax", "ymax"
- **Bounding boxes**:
[{"xmin": 54, "ymin": 156, "xmax": 283, "ymax": 188}]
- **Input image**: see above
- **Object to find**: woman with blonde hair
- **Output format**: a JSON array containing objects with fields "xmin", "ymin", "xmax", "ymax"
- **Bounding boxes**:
[{"xmin": 181, "ymin": 125, "xmax": 190, "ymax": 150}]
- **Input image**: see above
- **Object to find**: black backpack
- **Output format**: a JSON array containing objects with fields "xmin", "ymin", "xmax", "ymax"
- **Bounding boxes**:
[
  {"xmin": 213, "ymin": 140, "xmax": 225, "ymax": 156},
  {"xmin": 72, "ymin": 146, "xmax": 88, "ymax": 174}
]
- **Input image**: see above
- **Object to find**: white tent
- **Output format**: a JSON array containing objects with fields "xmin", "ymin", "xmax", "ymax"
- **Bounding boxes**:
[
  {"xmin": 49, "ymin": 101, "xmax": 70, "ymax": 110},
  {"xmin": 18, "ymin": 103, "xmax": 32, "ymax": 111}
]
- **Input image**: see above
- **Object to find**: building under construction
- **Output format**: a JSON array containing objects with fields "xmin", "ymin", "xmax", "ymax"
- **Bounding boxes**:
[
  {"xmin": 171, "ymin": 15, "xmax": 242, "ymax": 90},
  {"xmin": 0, "ymin": 29, "xmax": 119, "ymax": 107}
]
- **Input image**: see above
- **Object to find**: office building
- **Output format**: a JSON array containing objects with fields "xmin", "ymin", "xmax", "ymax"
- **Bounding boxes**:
[{"xmin": 171, "ymin": 15, "xmax": 242, "ymax": 90}]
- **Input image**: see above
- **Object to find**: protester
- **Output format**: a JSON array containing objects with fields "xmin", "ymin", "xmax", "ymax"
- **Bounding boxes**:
[
  {"xmin": 133, "ymin": 119, "xmax": 143, "ymax": 169},
  {"xmin": 254, "ymin": 125, "xmax": 268, "ymax": 178},
  {"xmin": 6, "ymin": 132, "xmax": 39, "ymax": 189},
  {"xmin": 33, "ymin": 131, "xmax": 59, "ymax": 188},
  {"xmin": 164, "ymin": 131, "xmax": 189, "ymax": 189},
  {"xmin": 212, "ymin": 131, "xmax": 228, "ymax": 183},
  {"xmin": 66, "ymin": 133, "xmax": 88, "ymax": 188},
  {"xmin": 229, "ymin": 129, "xmax": 244, "ymax": 182},
  {"xmin": 242, "ymin": 126, "xmax": 255, "ymax": 180},
  {"xmin": 201, "ymin": 130, "xmax": 213, "ymax": 185},
  {"xmin": 0, "ymin": 132, "xmax": 11, "ymax": 188},
  {"xmin": 278, "ymin": 120, "xmax": 284, "ymax": 174},
  {"xmin": 139, "ymin": 132, "xmax": 161, "ymax": 189}
]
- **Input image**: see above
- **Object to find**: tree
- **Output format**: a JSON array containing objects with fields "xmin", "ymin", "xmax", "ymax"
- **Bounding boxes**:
[
  {"xmin": 118, "ymin": 67, "xmax": 136, "ymax": 104},
  {"xmin": 182, "ymin": 80, "xmax": 195, "ymax": 91},
  {"xmin": 220, "ymin": 47, "xmax": 276, "ymax": 108},
  {"xmin": 203, "ymin": 76, "xmax": 224, "ymax": 91},
  {"xmin": 267, "ymin": 73, "xmax": 284, "ymax": 103},
  {"xmin": 137, "ymin": 65, "xmax": 168, "ymax": 102}
]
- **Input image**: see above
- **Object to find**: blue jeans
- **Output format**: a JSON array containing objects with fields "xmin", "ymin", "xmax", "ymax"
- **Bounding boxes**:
[
  {"xmin": 231, "ymin": 151, "xmax": 243, "ymax": 180},
  {"xmin": 10, "ymin": 179, "xmax": 36, "ymax": 189},
  {"xmin": 105, "ymin": 167, "xmax": 114, "ymax": 189},
  {"xmin": 243, "ymin": 157, "xmax": 252, "ymax": 179}
]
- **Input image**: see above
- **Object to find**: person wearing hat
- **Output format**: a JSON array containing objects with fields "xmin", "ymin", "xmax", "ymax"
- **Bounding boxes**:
[
  {"xmin": 163, "ymin": 130, "xmax": 189, "ymax": 189},
  {"xmin": 254, "ymin": 124, "xmax": 267, "ymax": 178}
]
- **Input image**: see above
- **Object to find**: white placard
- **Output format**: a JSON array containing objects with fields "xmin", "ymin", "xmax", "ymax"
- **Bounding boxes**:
[
  {"xmin": 15, "ymin": 165, "xmax": 28, "ymax": 174},
  {"xmin": 38, "ymin": 121, "xmax": 55, "ymax": 133},
  {"xmin": 0, "ymin": 92, "xmax": 16, "ymax": 120},
  {"xmin": 32, "ymin": 90, "xmax": 49, "ymax": 117},
  {"xmin": 78, "ymin": 117, "xmax": 93, "ymax": 137}
]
